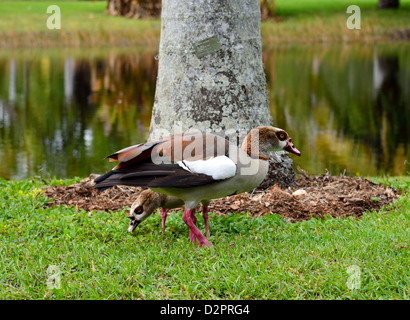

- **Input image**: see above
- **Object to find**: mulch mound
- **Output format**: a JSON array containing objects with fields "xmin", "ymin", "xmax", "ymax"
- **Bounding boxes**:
[
  {"xmin": 210, "ymin": 171, "xmax": 400, "ymax": 222},
  {"xmin": 43, "ymin": 174, "xmax": 143, "ymax": 214},
  {"xmin": 43, "ymin": 170, "xmax": 401, "ymax": 222}
]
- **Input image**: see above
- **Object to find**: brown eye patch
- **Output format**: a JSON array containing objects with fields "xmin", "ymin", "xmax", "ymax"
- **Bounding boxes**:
[
  {"xmin": 276, "ymin": 131, "xmax": 287, "ymax": 141},
  {"xmin": 133, "ymin": 206, "xmax": 144, "ymax": 215}
]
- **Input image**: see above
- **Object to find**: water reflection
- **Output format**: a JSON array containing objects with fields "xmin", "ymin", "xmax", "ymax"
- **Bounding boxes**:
[
  {"xmin": 265, "ymin": 44, "xmax": 410, "ymax": 176},
  {"xmin": 0, "ymin": 49, "xmax": 158, "ymax": 179},
  {"xmin": 0, "ymin": 44, "xmax": 409, "ymax": 179}
]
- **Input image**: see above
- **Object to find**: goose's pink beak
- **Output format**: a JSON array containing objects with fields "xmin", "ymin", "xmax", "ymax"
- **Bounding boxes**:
[{"xmin": 285, "ymin": 138, "xmax": 301, "ymax": 156}]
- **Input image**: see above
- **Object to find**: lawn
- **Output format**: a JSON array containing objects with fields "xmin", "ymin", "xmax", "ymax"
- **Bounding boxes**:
[
  {"xmin": 0, "ymin": 0, "xmax": 409, "ymax": 47},
  {"xmin": 0, "ymin": 1, "xmax": 161, "ymax": 47},
  {"xmin": 262, "ymin": 0, "xmax": 410, "ymax": 44},
  {"xmin": 0, "ymin": 176, "xmax": 409, "ymax": 299}
]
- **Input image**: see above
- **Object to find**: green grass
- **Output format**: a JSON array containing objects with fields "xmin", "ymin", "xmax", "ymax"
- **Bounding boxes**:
[
  {"xmin": 0, "ymin": 1, "xmax": 160, "ymax": 47},
  {"xmin": 0, "ymin": 176, "xmax": 409, "ymax": 299},
  {"xmin": 0, "ymin": 1, "xmax": 156, "ymax": 33},
  {"xmin": 262, "ymin": 0, "xmax": 410, "ymax": 45},
  {"xmin": 0, "ymin": 1, "xmax": 409, "ymax": 48}
]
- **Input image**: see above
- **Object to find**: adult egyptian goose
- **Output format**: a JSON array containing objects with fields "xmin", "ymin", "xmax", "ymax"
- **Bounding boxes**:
[
  {"xmin": 94, "ymin": 126, "xmax": 300, "ymax": 247},
  {"xmin": 127, "ymin": 189, "xmax": 210, "ymax": 240}
]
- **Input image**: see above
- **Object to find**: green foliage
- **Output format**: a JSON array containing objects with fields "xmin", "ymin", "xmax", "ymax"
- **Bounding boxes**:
[{"xmin": 1, "ymin": 177, "xmax": 409, "ymax": 299}]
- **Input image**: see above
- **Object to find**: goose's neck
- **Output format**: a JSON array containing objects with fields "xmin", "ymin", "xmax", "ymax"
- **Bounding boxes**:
[{"xmin": 241, "ymin": 130, "xmax": 269, "ymax": 161}]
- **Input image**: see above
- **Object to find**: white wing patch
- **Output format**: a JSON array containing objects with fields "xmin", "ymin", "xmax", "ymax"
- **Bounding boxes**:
[{"xmin": 177, "ymin": 156, "xmax": 236, "ymax": 180}]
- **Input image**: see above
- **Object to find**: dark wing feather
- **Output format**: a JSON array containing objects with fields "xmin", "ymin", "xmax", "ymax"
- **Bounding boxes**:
[
  {"xmin": 94, "ymin": 162, "xmax": 217, "ymax": 191},
  {"xmin": 120, "ymin": 171, "xmax": 173, "ymax": 179},
  {"xmin": 94, "ymin": 170, "xmax": 116, "ymax": 184},
  {"xmin": 147, "ymin": 173, "xmax": 217, "ymax": 188}
]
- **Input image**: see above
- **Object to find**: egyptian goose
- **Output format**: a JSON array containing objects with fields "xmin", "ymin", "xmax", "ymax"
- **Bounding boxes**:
[
  {"xmin": 94, "ymin": 126, "xmax": 300, "ymax": 247},
  {"xmin": 127, "ymin": 189, "xmax": 210, "ymax": 240}
]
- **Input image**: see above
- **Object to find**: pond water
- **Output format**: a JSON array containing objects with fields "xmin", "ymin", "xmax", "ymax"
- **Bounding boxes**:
[{"xmin": 0, "ymin": 43, "xmax": 409, "ymax": 180}]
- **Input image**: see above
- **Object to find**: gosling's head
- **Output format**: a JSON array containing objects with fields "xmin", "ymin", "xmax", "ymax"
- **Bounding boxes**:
[{"xmin": 127, "ymin": 190, "xmax": 164, "ymax": 233}]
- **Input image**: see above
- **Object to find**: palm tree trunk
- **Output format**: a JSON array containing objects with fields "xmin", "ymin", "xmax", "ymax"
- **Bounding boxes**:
[
  {"xmin": 105, "ymin": 0, "xmax": 162, "ymax": 18},
  {"xmin": 261, "ymin": 0, "xmax": 276, "ymax": 20},
  {"xmin": 378, "ymin": 0, "xmax": 399, "ymax": 9},
  {"xmin": 149, "ymin": 0, "xmax": 271, "ymax": 139}
]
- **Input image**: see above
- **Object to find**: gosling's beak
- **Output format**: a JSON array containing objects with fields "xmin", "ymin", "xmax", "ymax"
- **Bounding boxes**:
[
  {"xmin": 284, "ymin": 138, "xmax": 301, "ymax": 156},
  {"xmin": 127, "ymin": 216, "xmax": 140, "ymax": 233}
]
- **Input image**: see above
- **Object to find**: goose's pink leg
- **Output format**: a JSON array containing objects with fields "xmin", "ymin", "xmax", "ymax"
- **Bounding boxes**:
[
  {"xmin": 189, "ymin": 209, "xmax": 197, "ymax": 243},
  {"xmin": 182, "ymin": 208, "xmax": 211, "ymax": 247},
  {"xmin": 160, "ymin": 208, "xmax": 167, "ymax": 234},
  {"xmin": 202, "ymin": 206, "xmax": 210, "ymax": 238}
]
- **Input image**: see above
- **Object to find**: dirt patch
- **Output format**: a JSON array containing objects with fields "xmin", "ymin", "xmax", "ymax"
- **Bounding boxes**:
[{"xmin": 43, "ymin": 170, "xmax": 400, "ymax": 222}]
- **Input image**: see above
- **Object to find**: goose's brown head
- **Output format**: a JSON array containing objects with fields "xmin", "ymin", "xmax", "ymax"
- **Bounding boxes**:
[{"xmin": 242, "ymin": 126, "xmax": 301, "ymax": 159}]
